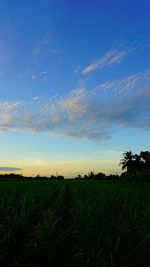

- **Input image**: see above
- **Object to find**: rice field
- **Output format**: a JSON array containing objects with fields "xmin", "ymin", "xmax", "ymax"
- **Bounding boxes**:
[{"xmin": 0, "ymin": 179, "xmax": 150, "ymax": 267}]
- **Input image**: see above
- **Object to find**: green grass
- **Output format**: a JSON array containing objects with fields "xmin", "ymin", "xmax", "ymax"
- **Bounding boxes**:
[{"xmin": 0, "ymin": 179, "xmax": 150, "ymax": 266}]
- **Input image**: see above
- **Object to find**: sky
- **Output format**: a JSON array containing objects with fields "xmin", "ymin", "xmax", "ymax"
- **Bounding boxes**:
[{"xmin": 0, "ymin": 0, "xmax": 150, "ymax": 177}]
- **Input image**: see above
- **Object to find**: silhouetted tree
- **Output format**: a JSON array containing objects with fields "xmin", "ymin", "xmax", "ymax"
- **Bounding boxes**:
[
  {"xmin": 120, "ymin": 150, "xmax": 150, "ymax": 181},
  {"xmin": 88, "ymin": 171, "xmax": 95, "ymax": 179},
  {"xmin": 75, "ymin": 174, "xmax": 82, "ymax": 179},
  {"xmin": 56, "ymin": 175, "xmax": 64, "ymax": 180},
  {"xmin": 119, "ymin": 151, "xmax": 134, "ymax": 172},
  {"xmin": 50, "ymin": 174, "xmax": 64, "ymax": 180},
  {"xmin": 95, "ymin": 172, "xmax": 106, "ymax": 180},
  {"xmin": 134, "ymin": 153, "xmax": 143, "ymax": 171},
  {"xmin": 140, "ymin": 151, "xmax": 150, "ymax": 168}
]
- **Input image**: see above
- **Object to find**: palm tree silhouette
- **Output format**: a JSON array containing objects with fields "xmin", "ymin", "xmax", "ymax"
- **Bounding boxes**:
[
  {"xmin": 120, "ymin": 150, "xmax": 150, "ymax": 175},
  {"xmin": 119, "ymin": 151, "xmax": 134, "ymax": 172},
  {"xmin": 140, "ymin": 151, "xmax": 150, "ymax": 168},
  {"xmin": 134, "ymin": 153, "xmax": 142, "ymax": 171}
]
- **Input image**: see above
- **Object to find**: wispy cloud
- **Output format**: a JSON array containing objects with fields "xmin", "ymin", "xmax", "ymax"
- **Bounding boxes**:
[
  {"xmin": 82, "ymin": 45, "xmax": 138, "ymax": 74},
  {"xmin": 33, "ymin": 33, "xmax": 59, "ymax": 56},
  {"xmin": 33, "ymin": 33, "xmax": 52, "ymax": 55},
  {"xmin": 0, "ymin": 69, "xmax": 149, "ymax": 139},
  {"xmin": 0, "ymin": 167, "xmax": 22, "ymax": 172},
  {"xmin": 32, "ymin": 71, "xmax": 48, "ymax": 82}
]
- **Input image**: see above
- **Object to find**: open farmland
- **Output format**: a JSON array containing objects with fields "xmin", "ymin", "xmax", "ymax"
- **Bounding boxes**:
[{"xmin": 0, "ymin": 180, "xmax": 150, "ymax": 267}]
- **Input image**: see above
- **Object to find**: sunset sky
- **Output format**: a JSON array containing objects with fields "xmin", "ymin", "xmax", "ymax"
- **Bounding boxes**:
[{"xmin": 0, "ymin": 0, "xmax": 149, "ymax": 177}]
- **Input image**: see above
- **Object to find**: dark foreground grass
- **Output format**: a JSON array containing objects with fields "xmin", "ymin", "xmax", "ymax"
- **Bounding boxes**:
[{"xmin": 0, "ymin": 179, "xmax": 150, "ymax": 266}]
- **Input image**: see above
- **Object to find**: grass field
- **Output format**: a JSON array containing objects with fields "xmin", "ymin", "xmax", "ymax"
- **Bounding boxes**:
[{"xmin": 0, "ymin": 179, "xmax": 150, "ymax": 267}]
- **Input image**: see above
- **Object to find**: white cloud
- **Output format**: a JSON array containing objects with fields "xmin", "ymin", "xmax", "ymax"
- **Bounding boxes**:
[
  {"xmin": 82, "ymin": 45, "xmax": 138, "ymax": 74},
  {"xmin": 32, "ymin": 75, "xmax": 36, "ymax": 81},
  {"xmin": 33, "ymin": 96, "xmax": 39, "ymax": 101},
  {"xmin": 0, "ymin": 69, "xmax": 149, "ymax": 139}
]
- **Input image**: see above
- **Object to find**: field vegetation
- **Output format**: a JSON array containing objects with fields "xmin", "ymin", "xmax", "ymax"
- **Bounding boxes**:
[{"xmin": 0, "ymin": 179, "xmax": 150, "ymax": 267}]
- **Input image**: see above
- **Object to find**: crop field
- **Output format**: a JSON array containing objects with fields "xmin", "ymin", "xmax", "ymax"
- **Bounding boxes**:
[{"xmin": 0, "ymin": 180, "xmax": 150, "ymax": 267}]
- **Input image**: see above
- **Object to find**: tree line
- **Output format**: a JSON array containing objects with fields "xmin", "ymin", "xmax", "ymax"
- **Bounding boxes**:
[{"xmin": 0, "ymin": 150, "xmax": 149, "ymax": 181}]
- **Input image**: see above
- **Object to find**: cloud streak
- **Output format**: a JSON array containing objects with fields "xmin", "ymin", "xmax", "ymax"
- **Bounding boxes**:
[
  {"xmin": 32, "ymin": 71, "xmax": 48, "ymax": 82},
  {"xmin": 82, "ymin": 45, "xmax": 138, "ymax": 74},
  {"xmin": 0, "ymin": 167, "xmax": 22, "ymax": 172},
  {"xmin": 0, "ymin": 69, "xmax": 149, "ymax": 140}
]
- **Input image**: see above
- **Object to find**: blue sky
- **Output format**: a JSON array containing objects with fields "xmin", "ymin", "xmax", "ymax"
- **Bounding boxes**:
[{"xmin": 0, "ymin": 0, "xmax": 149, "ymax": 177}]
